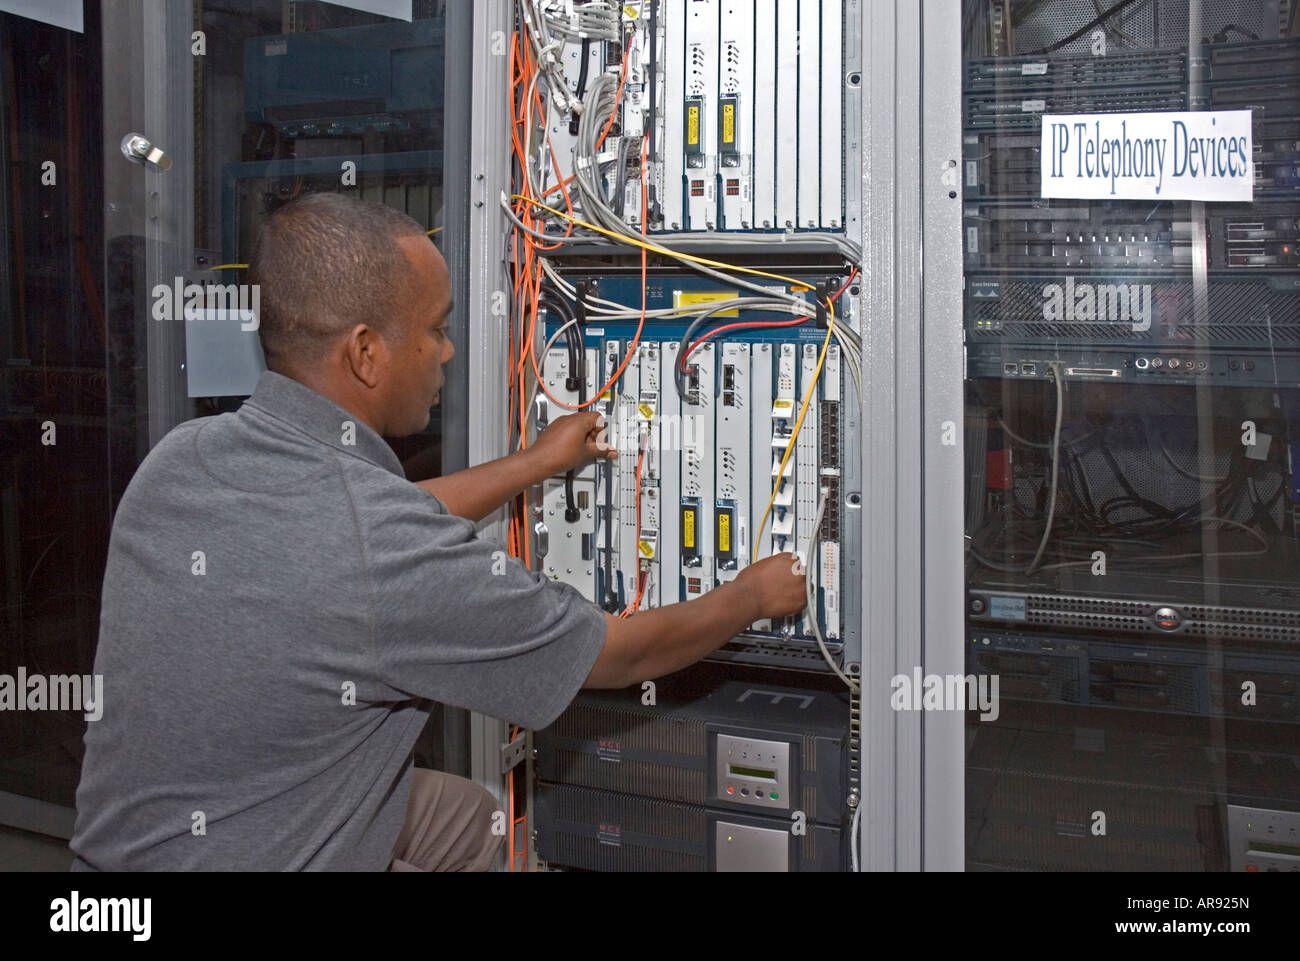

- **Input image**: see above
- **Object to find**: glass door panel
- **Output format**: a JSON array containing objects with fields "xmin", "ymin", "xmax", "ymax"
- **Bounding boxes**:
[{"xmin": 962, "ymin": 0, "xmax": 1300, "ymax": 872}]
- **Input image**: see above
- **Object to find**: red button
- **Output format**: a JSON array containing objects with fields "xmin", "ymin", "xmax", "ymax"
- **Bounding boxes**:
[{"xmin": 726, "ymin": 786, "xmax": 734, "ymax": 794}]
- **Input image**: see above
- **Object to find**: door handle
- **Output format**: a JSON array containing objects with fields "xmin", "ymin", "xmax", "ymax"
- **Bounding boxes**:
[{"xmin": 120, "ymin": 133, "xmax": 173, "ymax": 171}]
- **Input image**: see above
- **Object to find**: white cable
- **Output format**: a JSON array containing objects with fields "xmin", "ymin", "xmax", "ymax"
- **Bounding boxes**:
[
  {"xmin": 850, "ymin": 801, "xmax": 863, "ymax": 872},
  {"xmin": 831, "ymin": 325, "xmax": 863, "ymax": 409},
  {"xmin": 1034, "ymin": 516, "xmax": 1271, "ymax": 571},
  {"xmin": 1025, "ymin": 362, "xmax": 1064, "ymax": 575},
  {"xmin": 537, "ymin": 258, "xmax": 816, "ymax": 323},
  {"xmin": 1159, "ymin": 438, "xmax": 1228, "ymax": 483}
]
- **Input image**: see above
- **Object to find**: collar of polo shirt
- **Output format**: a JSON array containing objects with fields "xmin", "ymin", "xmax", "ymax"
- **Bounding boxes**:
[{"xmin": 243, "ymin": 370, "xmax": 406, "ymax": 477}]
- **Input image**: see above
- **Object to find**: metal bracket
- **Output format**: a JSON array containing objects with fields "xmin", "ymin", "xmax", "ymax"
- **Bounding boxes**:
[{"xmin": 501, "ymin": 735, "xmax": 527, "ymax": 773}]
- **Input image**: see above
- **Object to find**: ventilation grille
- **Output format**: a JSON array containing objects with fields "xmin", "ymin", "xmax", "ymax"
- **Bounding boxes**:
[
  {"xmin": 1184, "ymin": 621, "xmax": 1300, "ymax": 643},
  {"xmin": 965, "ymin": 50, "xmax": 1185, "ymax": 90},
  {"xmin": 966, "ymin": 86, "xmax": 1185, "ymax": 127},
  {"xmin": 967, "ymin": 278, "xmax": 1300, "ymax": 347},
  {"xmin": 1184, "ymin": 604, "xmax": 1300, "ymax": 627},
  {"xmin": 545, "ymin": 751, "xmax": 705, "ymax": 802},
  {"xmin": 1027, "ymin": 610, "xmax": 1150, "ymax": 632},
  {"xmin": 552, "ymin": 704, "xmax": 706, "ymax": 757},
  {"xmin": 1025, "ymin": 594, "xmax": 1150, "ymax": 616}
]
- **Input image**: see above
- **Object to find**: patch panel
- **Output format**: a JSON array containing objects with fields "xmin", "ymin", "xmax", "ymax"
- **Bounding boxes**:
[
  {"xmin": 565, "ymin": 0, "xmax": 851, "ymax": 235},
  {"xmin": 536, "ymin": 273, "xmax": 860, "ymax": 672}
]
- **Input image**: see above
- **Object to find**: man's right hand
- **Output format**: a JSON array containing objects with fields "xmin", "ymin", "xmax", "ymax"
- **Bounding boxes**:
[
  {"xmin": 734, "ymin": 552, "xmax": 809, "ymax": 622},
  {"xmin": 587, "ymin": 551, "xmax": 811, "ymax": 690}
]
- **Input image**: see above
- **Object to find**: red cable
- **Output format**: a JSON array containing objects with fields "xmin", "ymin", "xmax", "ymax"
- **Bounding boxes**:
[
  {"xmin": 680, "ymin": 268, "xmax": 860, "ymax": 369},
  {"xmin": 683, "ymin": 316, "xmax": 808, "ymax": 366}
]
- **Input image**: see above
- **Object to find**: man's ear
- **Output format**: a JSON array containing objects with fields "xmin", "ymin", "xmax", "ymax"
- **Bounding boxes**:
[{"xmin": 344, "ymin": 324, "xmax": 384, "ymax": 389}]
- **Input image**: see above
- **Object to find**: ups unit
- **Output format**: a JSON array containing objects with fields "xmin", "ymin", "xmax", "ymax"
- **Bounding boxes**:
[
  {"xmin": 533, "ymin": 673, "xmax": 851, "ymax": 872},
  {"xmin": 535, "ymin": 677, "xmax": 850, "ymax": 825},
  {"xmin": 534, "ymin": 783, "xmax": 844, "ymax": 872}
]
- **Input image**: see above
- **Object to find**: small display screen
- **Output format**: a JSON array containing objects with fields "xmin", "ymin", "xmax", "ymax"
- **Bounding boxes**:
[
  {"xmin": 729, "ymin": 764, "xmax": 777, "ymax": 781},
  {"xmin": 989, "ymin": 596, "xmax": 1027, "ymax": 621},
  {"xmin": 1249, "ymin": 841, "xmax": 1300, "ymax": 857}
]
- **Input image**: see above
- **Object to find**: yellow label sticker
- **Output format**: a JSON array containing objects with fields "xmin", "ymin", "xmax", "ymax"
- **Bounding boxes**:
[
  {"xmin": 674, "ymin": 290, "xmax": 739, "ymax": 317},
  {"xmin": 624, "ymin": 5, "xmax": 639, "ymax": 19},
  {"xmin": 683, "ymin": 510, "xmax": 696, "ymax": 548},
  {"xmin": 638, "ymin": 540, "xmax": 654, "ymax": 558},
  {"xmin": 722, "ymin": 103, "xmax": 735, "ymax": 145},
  {"xmin": 773, "ymin": 398, "xmax": 794, "ymax": 410},
  {"xmin": 687, "ymin": 105, "xmax": 700, "ymax": 146},
  {"xmin": 718, "ymin": 513, "xmax": 731, "ymax": 553},
  {"xmin": 638, "ymin": 403, "xmax": 655, "ymax": 419}
]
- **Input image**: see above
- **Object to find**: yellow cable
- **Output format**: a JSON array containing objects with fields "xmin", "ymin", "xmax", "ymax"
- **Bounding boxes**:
[
  {"xmin": 752, "ymin": 300, "xmax": 835, "ymax": 566},
  {"xmin": 511, "ymin": 194, "xmax": 815, "ymax": 293}
]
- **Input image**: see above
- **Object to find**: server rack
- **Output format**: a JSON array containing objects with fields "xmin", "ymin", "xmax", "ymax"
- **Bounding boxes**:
[{"xmin": 960, "ymin": 0, "xmax": 1300, "ymax": 872}]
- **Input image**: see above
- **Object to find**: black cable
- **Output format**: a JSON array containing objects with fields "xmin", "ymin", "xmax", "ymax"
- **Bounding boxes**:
[
  {"xmin": 1026, "ymin": 0, "xmax": 1144, "ymax": 54},
  {"xmin": 537, "ymin": 292, "xmax": 584, "ymax": 521},
  {"xmin": 969, "ymin": 412, "xmax": 1280, "ymax": 572},
  {"xmin": 569, "ymin": 38, "xmax": 592, "ymax": 137},
  {"xmin": 614, "ymin": 133, "xmax": 632, "ymax": 216}
]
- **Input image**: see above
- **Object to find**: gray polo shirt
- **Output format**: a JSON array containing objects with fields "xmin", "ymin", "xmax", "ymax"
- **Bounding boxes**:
[{"xmin": 70, "ymin": 371, "xmax": 606, "ymax": 871}]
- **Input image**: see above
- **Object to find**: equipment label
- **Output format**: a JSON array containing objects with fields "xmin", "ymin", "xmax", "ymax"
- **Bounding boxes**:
[{"xmin": 1040, "ymin": 111, "xmax": 1253, "ymax": 202}]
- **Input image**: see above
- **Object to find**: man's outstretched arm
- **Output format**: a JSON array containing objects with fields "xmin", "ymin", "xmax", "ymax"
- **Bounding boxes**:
[
  {"xmin": 585, "ymin": 552, "xmax": 810, "ymax": 689},
  {"xmin": 416, "ymin": 411, "xmax": 614, "ymax": 522}
]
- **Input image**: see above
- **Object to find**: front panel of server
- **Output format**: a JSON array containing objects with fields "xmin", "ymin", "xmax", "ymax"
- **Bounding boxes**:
[
  {"xmin": 962, "ymin": 0, "xmax": 1300, "ymax": 872},
  {"xmin": 509, "ymin": 1, "xmax": 863, "ymax": 872}
]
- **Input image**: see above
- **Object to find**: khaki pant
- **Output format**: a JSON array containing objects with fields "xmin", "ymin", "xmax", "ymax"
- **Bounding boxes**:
[{"xmin": 389, "ymin": 768, "xmax": 506, "ymax": 872}]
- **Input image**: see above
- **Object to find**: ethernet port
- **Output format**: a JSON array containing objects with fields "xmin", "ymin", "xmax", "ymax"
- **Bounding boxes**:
[
  {"xmin": 1003, "ymin": 363, "xmax": 1017, "ymax": 376},
  {"xmin": 1020, "ymin": 362, "xmax": 1037, "ymax": 376}
]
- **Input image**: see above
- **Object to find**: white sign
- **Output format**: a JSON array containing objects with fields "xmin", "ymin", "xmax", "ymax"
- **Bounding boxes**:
[
  {"xmin": 322, "ymin": 0, "xmax": 412, "ymax": 20},
  {"xmin": 0, "ymin": 0, "xmax": 82, "ymax": 32},
  {"xmin": 1040, "ymin": 111, "xmax": 1253, "ymax": 202}
]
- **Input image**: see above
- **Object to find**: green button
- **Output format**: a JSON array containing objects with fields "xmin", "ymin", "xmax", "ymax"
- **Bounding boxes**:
[{"xmin": 770, "ymin": 792, "xmax": 779, "ymax": 800}]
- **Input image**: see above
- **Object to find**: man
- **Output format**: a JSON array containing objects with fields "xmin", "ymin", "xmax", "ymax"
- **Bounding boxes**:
[{"xmin": 70, "ymin": 193, "xmax": 807, "ymax": 871}]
